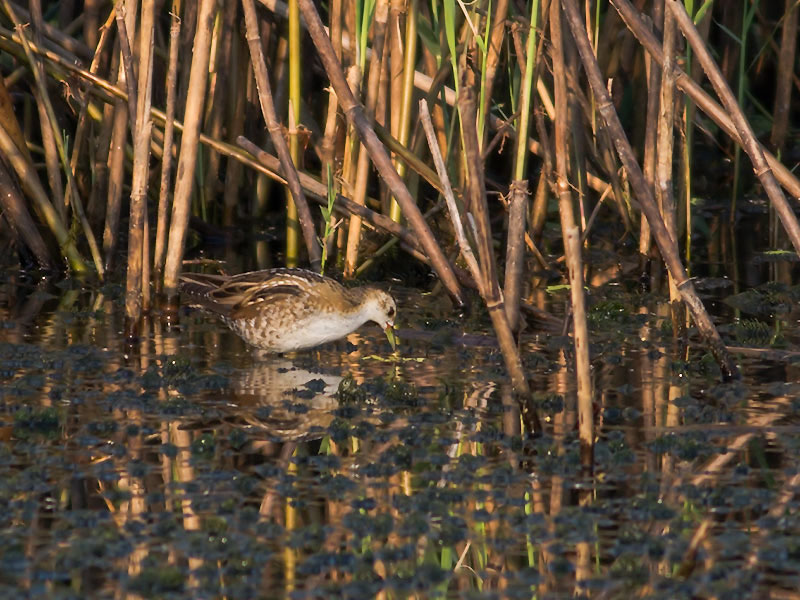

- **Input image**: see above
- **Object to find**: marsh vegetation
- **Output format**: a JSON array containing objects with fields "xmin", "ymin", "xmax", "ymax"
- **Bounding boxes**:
[{"xmin": 1, "ymin": 0, "xmax": 800, "ymax": 597}]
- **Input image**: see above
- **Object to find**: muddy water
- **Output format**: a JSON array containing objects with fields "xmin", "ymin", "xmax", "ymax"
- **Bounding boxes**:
[{"xmin": 1, "ymin": 272, "xmax": 799, "ymax": 599}]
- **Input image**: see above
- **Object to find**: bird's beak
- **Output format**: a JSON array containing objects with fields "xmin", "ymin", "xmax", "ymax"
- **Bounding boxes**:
[{"xmin": 384, "ymin": 324, "xmax": 397, "ymax": 351}]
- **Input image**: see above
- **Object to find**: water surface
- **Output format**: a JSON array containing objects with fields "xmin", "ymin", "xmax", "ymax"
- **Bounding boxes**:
[{"xmin": 1, "ymin": 272, "xmax": 799, "ymax": 598}]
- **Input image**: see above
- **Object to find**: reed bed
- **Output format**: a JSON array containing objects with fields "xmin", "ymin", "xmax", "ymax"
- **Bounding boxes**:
[{"xmin": 1, "ymin": 1, "xmax": 800, "ymax": 434}]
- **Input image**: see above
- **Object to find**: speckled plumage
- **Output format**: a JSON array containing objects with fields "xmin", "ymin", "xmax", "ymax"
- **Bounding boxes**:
[{"xmin": 180, "ymin": 268, "xmax": 396, "ymax": 353}]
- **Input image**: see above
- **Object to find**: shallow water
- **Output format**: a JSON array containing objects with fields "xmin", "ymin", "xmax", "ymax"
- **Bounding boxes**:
[{"xmin": 1, "ymin": 271, "xmax": 800, "ymax": 599}]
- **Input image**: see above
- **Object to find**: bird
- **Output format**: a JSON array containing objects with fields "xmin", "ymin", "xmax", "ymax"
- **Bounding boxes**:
[{"xmin": 180, "ymin": 268, "xmax": 397, "ymax": 353}]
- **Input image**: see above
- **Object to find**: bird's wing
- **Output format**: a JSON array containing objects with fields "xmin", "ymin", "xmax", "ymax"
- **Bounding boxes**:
[
  {"xmin": 180, "ymin": 272, "xmax": 240, "ymax": 314},
  {"xmin": 229, "ymin": 270, "xmax": 330, "ymax": 319}
]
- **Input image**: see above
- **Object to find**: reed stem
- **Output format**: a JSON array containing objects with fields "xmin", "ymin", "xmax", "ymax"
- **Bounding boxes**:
[
  {"xmin": 297, "ymin": 0, "xmax": 464, "ymax": 305},
  {"xmin": 242, "ymin": 0, "xmax": 322, "ymax": 270},
  {"xmin": 551, "ymin": 0, "xmax": 592, "ymax": 473},
  {"xmin": 163, "ymin": 0, "xmax": 218, "ymax": 302},
  {"xmin": 153, "ymin": 0, "xmax": 181, "ymax": 290},
  {"xmin": 565, "ymin": 0, "xmax": 738, "ymax": 380},
  {"xmin": 125, "ymin": 0, "xmax": 155, "ymax": 327}
]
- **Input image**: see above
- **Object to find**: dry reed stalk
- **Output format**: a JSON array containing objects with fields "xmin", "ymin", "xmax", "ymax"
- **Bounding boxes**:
[
  {"xmin": 163, "ymin": 0, "xmax": 218, "ymax": 301},
  {"xmin": 26, "ymin": 0, "xmax": 65, "ymax": 221},
  {"xmin": 510, "ymin": 14, "xmax": 553, "ymax": 244},
  {"xmin": 0, "ymin": 159, "xmax": 51, "ymax": 267},
  {"xmin": 2, "ymin": 20, "xmax": 441, "ymax": 262},
  {"xmin": 419, "ymin": 97, "xmax": 541, "ymax": 434},
  {"xmin": 377, "ymin": 49, "xmax": 393, "ymax": 218},
  {"xmin": 419, "ymin": 44, "xmax": 448, "ymax": 161},
  {"xmin": 375, "ymin": 10, "xmax": 390, "ymax": 137},
  {"xmin": 678, "ymin": 10, "xmax": 711, "ymax": 247},
  {"xmin": 242, "ymin": 0, "xmax": 322, "ymax": 270},
  {"xmin": 550, "ymin": 0, "xmax": 573, "ymax": 227},
  {"xmin": 66, "ymin": 7, "xmax": 116, "ymax": 217},
  {"xmin": 247, "ymin": 56, "xmax": 270, "ymax": 219},
  {"xmin": 530, "ymin": 98, "xmax": 553, "ymax": 243},
  {"xmin": 8, "ymin": 2, "xmax": 92, "ymax": 61},
  {"xmin": 0, "ymin": 122, "xmax": 87, "ymax": 272},
  {"xmin": 84, "ymin": 0, "xmax": 103, "ymax": 49},
  {"xmin": 341, "ymin": 69, "xmax": 361, "ymax": 164},
  {"xmin": 237, "ymin": 136, "xmax": 421, "ymax": 250},
  {"xmin": 297, "ymin": 0, "xmax": 464, "ymax": 305},
  {"xmin": 202, "ymin": 0, "xmax": 237, "ymax": 218},
  {"xmin": 562, "ymin": 0, "xmax": 738, "ymax": 380},
  {"xmin": 114, "ymin": 3, "xmax": 138, "ymax": 134},
  {"xmin": 269, "ymin": 31, "xmax": 288, "ymax": 124},
  {"xmin": 374, "ymin": 0, "xmax": 393, "ymax": 216},
  {"xmin": 504, "ymin": 183, "xmax": 527, "ymax": 332},
  {"xmin": 640, "ymin": 0, "xmax": 664, "ymax": 258},
  {"xmin": 125, "ymin": 0, "xmax": 155, "ymax": 327},
  {"xmin": 2, "ymin": 0, "xmax": 103, "ymax": 277},
  {"xmin": 461, "ymin": 87, "xmax": 543, "ymax": 424},
  {"xmin": 87, "ymin": 79, "xmax": 115, "ymax": 226},
  {"xmin": 103, "ymin": 8, "xmax": 134, "ymax": 272},
  {"xmin": 610, "ymin": 0, "xmax": 800, "ymax": 200},
  {"xmin": 656, "ymin": 5, "xmax": 682, "ymax": 327},
  {"xmin": 176, "ymin": 1, "xmax": 197, "ymax": 112},
  {"xmin": 344, "ymin": 0, "xmax": 389, "ymax": 277},
  {"xmin": 666, "ymin": 0, "xmax": 800, "ymax": 257},
  {"xmin": 568, "ymin": 90, "xmax": 589, "ymax": 234},
  {"xmin": 753, "ymin": 8, "xmax": 800, "ymax": 92},
  {"xmin": 566, "ymin": 226, "xmax": 593, "ymax": 472},
  {"xmin": 459, "ymin": 91, "xmax": 496, "ymax": 291},
  {"xmin": 336, "ymin": 66, "xmax": 361, "ymax": 265},
  {"xmin": 4, "ymin": 31, "xmax": 267, "ymax": 189},
  {"xmin": 4, "ymin": 8, "xmax": 624, "ymax": 213},
  {"xmin": 0, "ymin": 75, "xmax": 33, "ymax": 165},
  {"xmin": 353, "ymin": 201, "xmax": 443, "ymax": 274},
  {"xmin": 551, "ymin": 1, "xmax": 593, "ymax": 474},
  {"xmin": 373, "ymin": 121, "xmax": 442, "ymax": 192},
  {"xmin": 592, "ymin": 121, "xmax": 631, "ymax": 233},
  {"xmin": 770, "ymin": 0, "xmax": 798, "ymax": 152},
  {"xmin": 153, "ymin": 1, "xmax": 181, "ymax": 289},
  {"xmin": 222, "ymin": 51, "xmax": 248, "ymax": 227},
  {"xmin": 563, "ymin": 65, "xmax": 633, "ymax": 232},
  {"xmin": 418, "ymin": 100, "xmax": 480, "ymax": 280},
  {"xmin": 319, "ymin": 0, "xmax": 342, "ymax": 188},
  {"xmin": 504, "ymin": 0, "xmax": 538, "ymax": 333},
  {"xmin": 482, "ymin": 0, "xmax": 509, "ymax": 135}
]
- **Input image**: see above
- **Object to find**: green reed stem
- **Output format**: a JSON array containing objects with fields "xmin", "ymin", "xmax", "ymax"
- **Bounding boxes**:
[
  {"xmin": 357, "ymin": 0, "xmax": 377, "ymax": 71},
  {"xmin": 693, "ymin": 0, "xmax": 714, "ymax": 23},
  {"xmin": 287, "ymin": 0, "xmax": 302, "ymax": 267},
  {"xmin": 443, "ymin": 0, "xmax": 459, "ymax": 98},
  {"xmin": 320, "ymin": 164, "xmax": 338, "ymax": 273},
  {"xmin": 513, "ymin": 0, "xmax": 539, "ymax": 180}
]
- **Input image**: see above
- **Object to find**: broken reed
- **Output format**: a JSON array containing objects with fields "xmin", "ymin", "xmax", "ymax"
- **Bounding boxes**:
[{"xmin": 2, "ymin": 3, "xmax": 800, "ymax": 397}]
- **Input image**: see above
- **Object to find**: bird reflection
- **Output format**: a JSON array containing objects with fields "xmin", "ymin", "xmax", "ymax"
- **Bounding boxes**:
[{"xmin": 226, "ymin": 360, "xmax": 344, "ymax": 442}]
